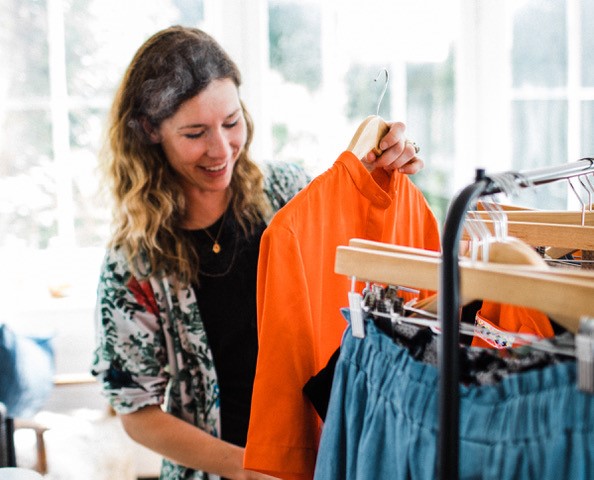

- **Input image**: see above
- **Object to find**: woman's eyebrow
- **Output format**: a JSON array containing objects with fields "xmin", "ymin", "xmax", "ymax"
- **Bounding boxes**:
[{"xmin": 177, "ymin": 109, "xmax": 242, "ymax": 131}]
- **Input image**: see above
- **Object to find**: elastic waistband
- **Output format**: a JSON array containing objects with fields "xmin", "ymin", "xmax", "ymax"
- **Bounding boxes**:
[{"xmin": 339, "ymin": 319, "xmax": 594, "ymax": 444}]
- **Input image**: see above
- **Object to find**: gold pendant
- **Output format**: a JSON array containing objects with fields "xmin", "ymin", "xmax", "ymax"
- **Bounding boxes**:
[{"xmin": 212, "ymin": 242, "xmax": 221, "ymax": 254}]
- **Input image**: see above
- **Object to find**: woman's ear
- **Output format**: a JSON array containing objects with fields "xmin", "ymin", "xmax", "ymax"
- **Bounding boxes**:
[{"xmin": 141, "ymin": 117, "xmax": 161, "ymax": 143}]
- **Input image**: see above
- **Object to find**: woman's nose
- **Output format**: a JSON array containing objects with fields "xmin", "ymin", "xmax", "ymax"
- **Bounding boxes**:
[{"xmin": 207, "ymin": 128, "xmax": 232, "ymax": 159}]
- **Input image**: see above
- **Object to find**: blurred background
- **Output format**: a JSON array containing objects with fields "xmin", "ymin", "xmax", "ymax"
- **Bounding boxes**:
[{"xmin": 1, "ymin": 0, "xmax": 593, "ymax": 477}]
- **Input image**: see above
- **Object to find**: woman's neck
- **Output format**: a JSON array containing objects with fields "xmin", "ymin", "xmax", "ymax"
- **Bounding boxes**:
[{"xmin": 182, "ymin": 188, "xmax": 231, "ymax": 230}]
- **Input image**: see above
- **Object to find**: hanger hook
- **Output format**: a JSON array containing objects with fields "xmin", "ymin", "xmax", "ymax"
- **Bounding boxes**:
[
  {"xmin": 579, "ymin": 174, "xmax": 594, "ymax": 212},
  {"xmin": 491, "ymin": 172, "xmax": 522, "ymax": 199},
  {"xmin": 586, "ymin": 175, "xmax": 594, "ymax": 211},
  {"xmin": 466, "ymin": 209, "xmax": 492, "ymax": 262},
  {"xmin": 484, "ymin": 173, "xmax": 518, "ymax": 239},
  {"xmin": 374, "ymin": 68, "xmax": 389, "ymax": 116},
  {"xmin": 578, "ymin": 175, "xmax": 592, "ymax": 213},
  {"xmin": 463, "ymin": 219, "xmax": 480, "ymax": 263},
  {"xmin": 479, "ymin": 198, "xmax": 508, "ymax": 240},
  {"xmin": 568, "ymin": 177, "xmax": 587, "ymax": 226}
]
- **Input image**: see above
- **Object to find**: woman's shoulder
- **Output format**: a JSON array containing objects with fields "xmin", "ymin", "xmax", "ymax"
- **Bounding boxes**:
[
  {"xmin": 261, "ymin": 160, "xmax": 311, "ymax": 211},
  {"xmin": 100, "ymin": 246, "xmax": 151, "ymax": 283}
]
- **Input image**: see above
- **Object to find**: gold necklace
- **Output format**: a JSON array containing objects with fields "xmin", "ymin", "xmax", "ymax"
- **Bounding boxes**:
[
  {"xmin": 199, "ymin": 231, "xmax": 238, "ymax": 278},
  {"xmin": 201, "ymin": 208, "xmax": 228, "ymax": 254}
]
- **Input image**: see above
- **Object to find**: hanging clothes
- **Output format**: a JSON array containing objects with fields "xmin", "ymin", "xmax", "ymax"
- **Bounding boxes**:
[
  {"xmin": 244, "ymin": 151, "xmax": 441, "ymax": 479},
  {"xmin": 315, "ymin": 315, "xmax": 594, "ymax": 480},
  {"xmin": 471, "ymin": 302, "xmax": 555, "ymax": 349}
]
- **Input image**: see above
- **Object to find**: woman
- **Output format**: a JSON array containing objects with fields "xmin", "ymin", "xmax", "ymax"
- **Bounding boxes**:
[{"xmin": 91, "ymin": 25, "xmax": 423, "ymax": 480}]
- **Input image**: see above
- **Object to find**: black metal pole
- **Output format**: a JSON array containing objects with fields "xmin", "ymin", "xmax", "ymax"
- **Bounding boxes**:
[{"xmin": 438, "ymin": 172, "xmax": 490, "ymax": 480}]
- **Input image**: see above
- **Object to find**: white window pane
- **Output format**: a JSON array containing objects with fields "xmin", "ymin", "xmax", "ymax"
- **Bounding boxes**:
[
  {"xmin": 406, "ymin": 55, "xmax": 456, "ymax": 222},
  {"xmin": 0, "ymin": 109, "xmax": 56, "ymax": 248},
  {"xmin": 0, "ymin": 0, "xmax": 50, "ymax": 98},
  {"xmin": 512, "ymin": 97, "xmax": 569, "ymax": 210},
  {"xmin": 581, "ymin": 100, "xmax": 594, "ymax": 155},
  {"xmin": 69, "ymin": 107, "xmax": 111, "ymax": 247},
  {"xmin": 269, "ymin": 1, "xmax": 322, "ymax": 92},
  {"xmin": 511, "ymin": 0, "xmax": 567, "ymax": 88},
  {"xmin": 582, "ymin": 0, "xmax": 594, "ymax": 86},
  {"xmin": 512, "ymin": 99, "xmax": 568, "ymax": 170},
  {"xmin": 64, "ymin": 0, "xmax": 204, "ymax": 99}
]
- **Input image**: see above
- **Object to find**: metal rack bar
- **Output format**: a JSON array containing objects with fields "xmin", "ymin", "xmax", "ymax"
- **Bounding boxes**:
[{"xmin": 437, "ymin": 158, "xmax": 594, "ymax": 480}]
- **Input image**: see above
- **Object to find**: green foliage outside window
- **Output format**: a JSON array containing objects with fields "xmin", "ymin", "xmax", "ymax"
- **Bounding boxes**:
[{"xmin": 268, "ymin": 1, "xmax": 322, "ymax": 92}]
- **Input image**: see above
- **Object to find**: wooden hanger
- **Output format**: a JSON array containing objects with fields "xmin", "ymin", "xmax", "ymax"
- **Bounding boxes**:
[
  {"xmin": 352, "ymin": 237, "xmax": 546, "ymax": 313},
  {"xmin": 348, "ymin": 238, "xmax": 440, "ymax": 257},
  {"xmin": 335, "ymin": 241, "xmax": 594, "ymax": 333},
  {"xmin": 473, "ymin": 200, "xmax": 594, "ymax": 225},
  {"xmin": 474, "ymin": 236, "xmax": 546, "ymax": 266},
  {"xmin": 347, "ymin": 115, "xmax": 389, "ymax": 165},
  {"xmin": 461, "ymin": 208, "xmax": 549, "ymax": 265},
  {"xmin": 464, "ymin": 219, "xmax": 594, "ymax": 251},
  {"xmin": 473, "ymin": 203, "xmax": 593, "ymax": 257},
  {"xmin": 477, "ymin": 202, "xmax": 532, "ymax": 212},
  {"xmin": 470, "ymin": 209, "xmax": 594, "ymax": 226},
  {"xmin": 350, "ymin": 238, "xmax": 592, "ymax": 281},
  {"xmin": 348, "ymin": 239, "xmax": 441, "ymax": 313},
  {"xmin": 351, "ymin": 237, "xmax": 546, "ymax": 268}
]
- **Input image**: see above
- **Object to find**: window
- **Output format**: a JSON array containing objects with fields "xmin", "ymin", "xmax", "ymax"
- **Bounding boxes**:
[
  {"xmin": 510, "ymin": 0, "xmax": 578, "ymax": 208},
  {"xmin": 458, "ymin": 0, "xmax": 594, "ymax": 209},
  {"xmin": 1, "ymin": 0, "xmax": 593, "ymax": 330},
  {"xmin": 0, "ymin": 0, "xmax": 205, "ymax": 252},
  {"xmin": 0, "ymin": 0, "xmax": 207, "ymax": 366}
]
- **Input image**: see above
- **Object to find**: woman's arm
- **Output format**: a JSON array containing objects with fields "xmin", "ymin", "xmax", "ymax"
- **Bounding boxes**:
[{"xmin": 120, "ymin": 405, "xmax": 278, "ymax": 480}]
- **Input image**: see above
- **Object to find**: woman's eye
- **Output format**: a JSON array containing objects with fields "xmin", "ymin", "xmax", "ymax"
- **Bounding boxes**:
[
  {"xmin": 184, "ymin": 132, "xmax": 205, "ymax": 139},
  {"xmin": 224, "ymin": 120, "xmax": 239, "ymax": 129}
]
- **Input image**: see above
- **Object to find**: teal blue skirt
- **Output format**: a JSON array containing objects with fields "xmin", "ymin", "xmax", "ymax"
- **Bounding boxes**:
[{"xmin": 314, "ymin": 317, "xmax": 594, "ymax": 479}]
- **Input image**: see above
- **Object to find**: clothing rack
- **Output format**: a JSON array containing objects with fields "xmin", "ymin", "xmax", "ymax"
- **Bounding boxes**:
[{"xmin": 438, "ymin": 157, "xmax": 594, "ymax": 480}]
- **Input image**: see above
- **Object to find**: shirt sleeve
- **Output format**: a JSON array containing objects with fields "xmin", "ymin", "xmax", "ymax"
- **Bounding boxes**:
[
  {"xmin": 245, "ymin": 223, "xmax": 320, "ymax": 479},
  {"xmin": 91, "ymin": 249, "xmax": 169, "ymax": 414}
]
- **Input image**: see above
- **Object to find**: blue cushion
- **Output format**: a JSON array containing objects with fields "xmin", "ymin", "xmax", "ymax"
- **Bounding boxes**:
[{"xmin": 0, "ymin": 324, "xmax": 54, "ymax": 418}]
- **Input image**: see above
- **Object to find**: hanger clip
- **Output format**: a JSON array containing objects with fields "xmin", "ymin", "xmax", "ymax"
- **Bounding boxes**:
[
  {"xmin": 576, "ymin": 316, "xmax": 594, "ymax": 394},
  {"xmin": 348, "ymin": 291, "xmax": 365, "ymax": 338},
  {"xmin": 348, "ymin": 278, "xmax": 366, "ymax": 338}
]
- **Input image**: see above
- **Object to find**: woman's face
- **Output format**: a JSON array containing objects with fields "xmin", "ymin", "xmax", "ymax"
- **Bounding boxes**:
[{"xmin": 155, "ymin": 78, "xmax": 247, "ymax": 196}]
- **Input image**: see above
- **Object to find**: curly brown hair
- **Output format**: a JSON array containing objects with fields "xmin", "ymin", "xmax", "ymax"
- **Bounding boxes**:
[{"xmin": 100, "ymin": 25, "xmax": 271, "ymax": 285}]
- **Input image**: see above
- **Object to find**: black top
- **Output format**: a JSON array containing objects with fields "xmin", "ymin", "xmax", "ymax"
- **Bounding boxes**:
[{"xmin": 188, "ymin": 209, "xmax": 266, "ymax": 447}]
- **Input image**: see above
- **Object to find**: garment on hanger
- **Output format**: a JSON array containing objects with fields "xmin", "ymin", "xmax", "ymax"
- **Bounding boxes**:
[
  {"xmin": 461, "ymin": 203, "xmax": 590, "ymax": 347},
  {"xmin": 471, "ymin": 302, "xmax": 556, "ymax": 349},
  {"xmin": 244, "ymin": 151, "xmax": 441, "ymax": 480},
  {"xmin": 304, "ymin": 303, "xmax": 563, "ymax": 422},
  {"xmin": 314, "ymin": 315, "xmax": 594, "ymax": 480}
]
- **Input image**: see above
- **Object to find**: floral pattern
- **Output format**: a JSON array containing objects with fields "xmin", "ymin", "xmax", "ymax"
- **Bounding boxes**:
[{"xmin": 91, "ymin": 161, "xmax": 310, "ymax": 480}]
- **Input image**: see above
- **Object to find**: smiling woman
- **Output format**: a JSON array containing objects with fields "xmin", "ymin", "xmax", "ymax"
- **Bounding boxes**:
[{"xmin": 91, "ymin": 25, "xmax": 311, "ymax": 480}]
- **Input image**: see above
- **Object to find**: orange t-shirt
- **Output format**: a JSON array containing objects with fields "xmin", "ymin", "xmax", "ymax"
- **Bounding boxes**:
[
  {"xmin": 471, "ymin": 301, "xmax": 555, "ymax": 349},
  {"xmin": 244, "ymin": 151, "xmax": 441, "ymax": 479}
]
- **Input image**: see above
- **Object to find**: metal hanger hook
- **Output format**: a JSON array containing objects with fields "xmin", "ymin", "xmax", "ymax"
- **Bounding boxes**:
[
  {"xmin": 578, "ymin": 174, "xmax": 594, "ymax": 212},
  {"xmin": 465, "ymin": 211, "xmax": 490, "ymax": 263},
  {"xmin": 578, "ymin": 175, "xmax": 592, "ymax": 212},
  {"xmin": 568, "ymin": 177, "xmax": 587, "ymax": 226},
  {"xmin": 374, "ymin": 68, "xmax": 389, "ymax": 116},
  {"xmin": 479, "ymin": 198, "xmax": 508, "ymax": 240}
]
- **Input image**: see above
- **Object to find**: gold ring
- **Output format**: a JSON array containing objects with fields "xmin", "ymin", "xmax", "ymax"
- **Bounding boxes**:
[{"xmin": 406, "ymin": 140, "xmax": 420, "ymax": 154}]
